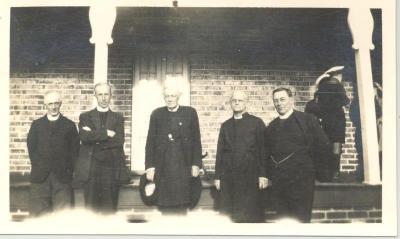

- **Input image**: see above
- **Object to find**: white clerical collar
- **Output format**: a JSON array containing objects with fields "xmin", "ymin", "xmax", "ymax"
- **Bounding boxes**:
[
  {"xmin": 97, "ymin": 106, "xmax": 109, "ymax": 112},
  {"xmin": 233, "ymin": 112, "xmax": 246, "ymax": 119},
  {"xmin": 167, "ymin": 105, "xmax": 180, "ymax": 112},
  {"xmin": 47, "ymin": 114, "xmax": 60, "ymax": 121},
  {"xmin": 278, "ymin": 108, "xmax": 294, "ymax": 119}
]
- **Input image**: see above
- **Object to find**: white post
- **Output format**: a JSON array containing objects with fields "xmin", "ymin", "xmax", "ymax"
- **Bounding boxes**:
[
  {"xmin": 88, "ymin": 4, "xmax": 116, "ymax": 85},
  {"xmin": 92, "ymin": 42, "xmax": 109, "ymax": 84},
  {"xmin": 347, "ymin": 8, "xmax": 381, "ymax": 184}
]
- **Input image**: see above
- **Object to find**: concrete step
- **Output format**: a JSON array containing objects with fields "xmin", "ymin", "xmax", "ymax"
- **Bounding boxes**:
[{"xmin": 10, "ymin": 172, "xmax": 382, "ymax": 222}]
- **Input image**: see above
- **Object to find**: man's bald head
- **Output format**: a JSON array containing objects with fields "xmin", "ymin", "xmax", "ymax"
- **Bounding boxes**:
[
  {"xmin": 94, "ymin": 83, "xmax": 112, "ymax": 109},
  {"xmin": 44, "ymin": 91, "xmax": 62, "ymax": 117},
  {"xmin": 44, "ymin": 91, "xmax": 61, "ymax": 104},
  {"xmin": 94, "ymin": 83, "xmax": 112, "ymax": 95},
  {"xmin": 230, "ymin": 90, "xmax": 248, "ymax": 114},
  {"xmin": 231, "ymin": 90, "xmax": 249, "ymax": 102}
]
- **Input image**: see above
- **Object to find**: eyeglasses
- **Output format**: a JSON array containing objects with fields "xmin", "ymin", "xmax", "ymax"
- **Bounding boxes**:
[
  {"xmin": 46, "ymin": 102, "xmax": 61, "ymax": 107},
  {"xmin": 231, "ymin": 99, "xmax": 245, "ymax": 103},
  {"xmin": 164, "ymin": 94, "xmax": 179, "ymax": 99}
]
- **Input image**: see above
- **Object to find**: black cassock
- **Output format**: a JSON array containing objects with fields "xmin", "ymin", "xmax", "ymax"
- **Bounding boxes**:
[
  {"xmin": 145, "ymin": 106, "xmax": 202, "ymax": 208},
  {"xmin": 215, "ymin": 113, "xmax": 266, "ymax": 222},
  {"xmin": 264, "ymin": 110, "xmax": 330, "ymax": 223}
]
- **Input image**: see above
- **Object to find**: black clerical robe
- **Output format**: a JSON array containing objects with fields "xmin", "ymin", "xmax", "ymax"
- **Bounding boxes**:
[
  {"xmin": 264, "ymin": 110, "xmax": 330, "ymax": 222},
  {"xmin": 145, "ymin": 106, "xmax": 202, "ymax": 207},
  {"xmin": 215, "ymin": 113, "xmax": 266, "ymax": 222}
]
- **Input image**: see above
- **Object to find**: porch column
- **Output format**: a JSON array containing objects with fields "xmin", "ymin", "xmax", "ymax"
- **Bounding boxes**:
[
  {"xmin": 347, "ymin": 8, "xmax": 380, "ymax": 184},
  {"xmin": 89, "ymin": 5, "xmax": 116, "ymax": 84}
]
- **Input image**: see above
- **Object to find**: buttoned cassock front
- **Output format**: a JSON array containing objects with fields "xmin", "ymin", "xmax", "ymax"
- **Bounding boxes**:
[
  {"xmin": 145, "ymin": 106, "xmax": 202, "ymax": 207},
  {"xmin": 215, "ymin": 113, "xmax": 266, "ymax": 222}
]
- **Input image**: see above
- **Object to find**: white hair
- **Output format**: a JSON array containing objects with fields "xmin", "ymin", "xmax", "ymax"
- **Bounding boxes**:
[
  {"xmin": 163, "ymin": 78, "xmax": 183, "ymax": 96},
  {"xmin": 44, "ymin": 91, "xmax": 61, "ymax": 104}
]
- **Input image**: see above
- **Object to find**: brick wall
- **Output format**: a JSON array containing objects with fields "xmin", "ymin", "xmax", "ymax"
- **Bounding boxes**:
[
  {"xmin": 311, "ymin": 207, "xmax": 382, "ymax": 223},
  {"xmin": 9, "ymin": 61, "xmax": 133, "ymax": 174}
]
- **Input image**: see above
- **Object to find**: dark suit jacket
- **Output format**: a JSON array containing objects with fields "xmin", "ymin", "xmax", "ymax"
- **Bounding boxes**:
[
  {"xmin": 73, "ymin": 109, "xmax": 126, "ymax": 188},
  {"xmin": 264, "ymin": 110, "xmax": 330, "ymax": 178},
  {"xmin": 145, "ymin": 106, "xmax": 202, "ymax": 171},
  {"xmin": 27, "ymin": 114, "xmax": 80, "ymax": 183}
]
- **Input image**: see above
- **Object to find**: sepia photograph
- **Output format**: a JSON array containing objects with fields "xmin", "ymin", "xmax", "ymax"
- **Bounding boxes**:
[{"xmin": 0, "ymin": 0, "xmax": 396, "ymax": 236}]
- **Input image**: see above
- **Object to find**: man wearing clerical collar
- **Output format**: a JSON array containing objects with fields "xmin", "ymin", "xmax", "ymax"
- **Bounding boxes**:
[
  {"xmin": 214, "ymin": 90, "xmax": 268, "ymax": 222},
  {"xmin": 145, "ymin": 82, "xmax": 202, "ymax": 214},
  {"xmin": 73, "ymin": 83, "xmax": 127, "ymax": 214},
  {"xmin": 264, "ymin": 87, "xmax": 330, "ymax": 223},
  {"xmin": 27, "ymin": 91, "xmax": 80, "ymax": 217}
]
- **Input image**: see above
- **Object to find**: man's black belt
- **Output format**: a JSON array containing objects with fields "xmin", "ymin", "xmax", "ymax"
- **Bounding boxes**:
[
  {"xmin": 270, "ymin": 148, "xmax": 308, "ymax": 167},
  {"xmin": 271, "ymin": 152, "xmax": 295, "ymax": 167}
]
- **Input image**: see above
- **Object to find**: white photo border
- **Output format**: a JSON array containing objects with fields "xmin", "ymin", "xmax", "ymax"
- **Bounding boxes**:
[{"xmin": 0, "ymin": 0, "xmax": 396, "ymax": 236}]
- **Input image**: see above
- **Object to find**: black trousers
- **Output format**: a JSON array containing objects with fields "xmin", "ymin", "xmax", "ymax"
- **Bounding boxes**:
[
  {"xmin": 29, "ymin": 172, "xmax": 73, "ymax": 217},
  {"xmin": 271, "ymin": 170, "xmax": 315, "ymax": 223},
  {"xmin": 84, "ymin": 158, "xmax": 119, "ymax": 214}
]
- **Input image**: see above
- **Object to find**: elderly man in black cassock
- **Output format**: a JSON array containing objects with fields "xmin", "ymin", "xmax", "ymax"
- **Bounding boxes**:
[
  {"xmin": 215, "ymin": 90, "xmax": 268, "ymax": 223},
  {"xmin": 265, "ymin": 87, "xmax": 330, "ymax": 223},
  {"xmin": 145, "ymin": 81, "xmax": 202, "ymax": 215}
]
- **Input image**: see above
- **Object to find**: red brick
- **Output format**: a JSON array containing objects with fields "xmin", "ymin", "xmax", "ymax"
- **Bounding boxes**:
[
  {"xmin": 331, "ymin": 219, "xmax": 351, "ymax": 223},
  {"xmin": 348, "ymin": 211, "xmax": 368, "ymax": 218},
  {"xmin": 368, "ymin": 211, "xmax": 382, "ymax": 218},
  {"xmin": 365, "ymin": 219, "xmax": 377, "ymax": 223},
  {"xmin": 312, "ymin": 212, "xmax": 325, "ymax": 219},
  {"xmin": 342, "ymin": 165, "xmax": 356, "ymax": 170},
  {"xmin": 327, "ymin": 212, "xmax": 347, "ymax": 219}
]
